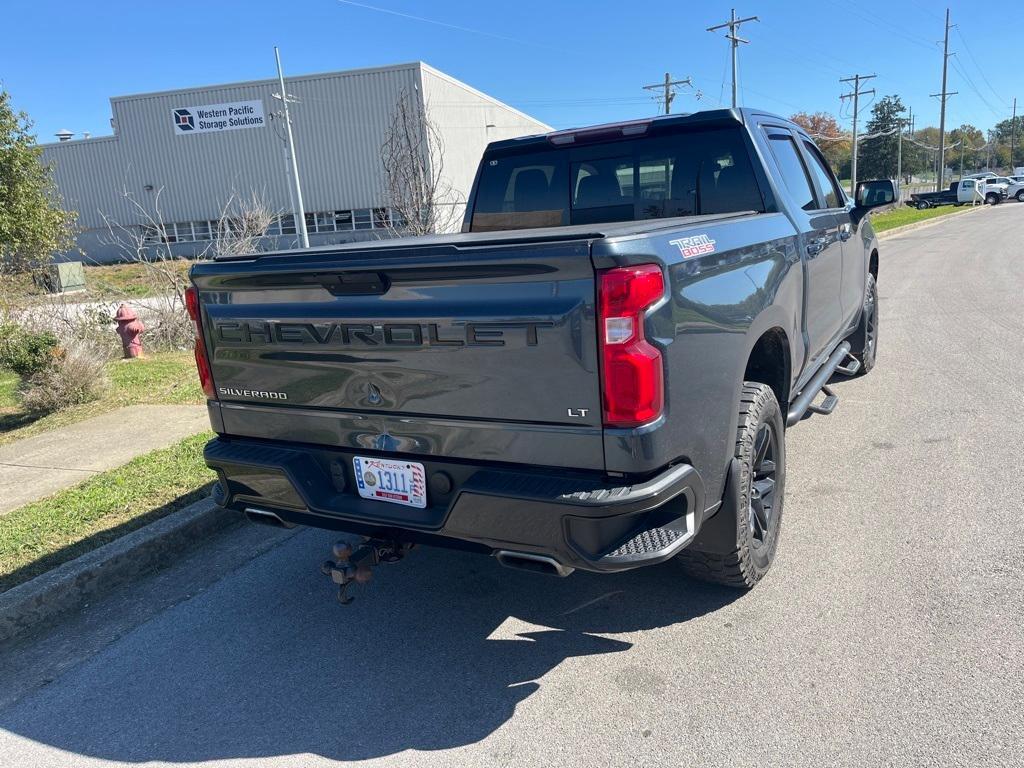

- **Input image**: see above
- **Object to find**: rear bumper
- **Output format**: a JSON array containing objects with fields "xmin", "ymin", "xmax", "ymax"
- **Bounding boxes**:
[{"xmin": 204, "ymin": 436, "xmax": 707, "ymax": 573}]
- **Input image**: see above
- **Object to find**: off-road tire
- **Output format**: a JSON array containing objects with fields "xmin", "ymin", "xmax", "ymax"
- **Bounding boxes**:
[
  {"xmin": 849, "ymin": 273, "xmax": 878, "ymax": 374},
  {"xmin": 676, "ymin": 383, "xmax": 785, "ymax": 588}
]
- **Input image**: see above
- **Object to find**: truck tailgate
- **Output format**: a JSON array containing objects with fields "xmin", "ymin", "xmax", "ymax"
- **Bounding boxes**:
[{"xmin": 190, "ymin": 239, "xmax": 605, "ymax": 470}]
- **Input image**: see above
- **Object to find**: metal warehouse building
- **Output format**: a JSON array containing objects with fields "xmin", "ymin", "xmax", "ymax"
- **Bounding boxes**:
[{"xmin": 41, "ymin": 62, "xmax": 551, "ymax": 263}]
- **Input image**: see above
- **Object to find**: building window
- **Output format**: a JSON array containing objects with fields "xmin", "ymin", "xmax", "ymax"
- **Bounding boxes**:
[
  {"xmin": 315, "ymin": 212, "xmax": 335, "ymax": 233},
  {"xmin": 141, "ymin": 225, "xmax": 161, "ymax": 245},
  {"xmin": 193, "ymin": 221, "xmax": 211, "ymax": 241},
  {"xmin": 335, "ymin": 210, "xmax": 353, "ymax": 230},
  {"xmin": 137, "ymin": 209, "xmax": 405, "ymax": 247},
  {"xmin": 354, "ymin": 209, "xmax": 373, "ymax": 230}
]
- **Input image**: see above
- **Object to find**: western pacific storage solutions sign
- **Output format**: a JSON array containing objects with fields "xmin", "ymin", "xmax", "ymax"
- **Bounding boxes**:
[{"xmin": 171, "ymin": 100, "xmax": 265, "ymax": 135}]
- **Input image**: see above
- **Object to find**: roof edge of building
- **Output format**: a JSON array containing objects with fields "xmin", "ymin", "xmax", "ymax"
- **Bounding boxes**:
[
  {"xmin": 109, "ymin": 61, "xmax": 424, "ymax": 104},
  {"xmin": 39, "ymin": 134, "xmax": 120, "ymax": 149},
  {"xmin": 419, "ymin": 62, "xmax": 553, "ymax": 133}
]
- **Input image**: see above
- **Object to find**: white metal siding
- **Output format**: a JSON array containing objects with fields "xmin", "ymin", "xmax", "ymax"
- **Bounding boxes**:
[
  {"xmin": 39, "ymin": 62, "xmax": 549, "ymax": 257},
  {"xmin": 421, "ymin": 65, "xmax": 551, "ymax": 230}
]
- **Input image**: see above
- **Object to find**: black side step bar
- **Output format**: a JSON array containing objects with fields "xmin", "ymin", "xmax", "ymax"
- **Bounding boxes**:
[{"xmin": 786, "ymin": 341, "xmax": 851, "ymax": 427}]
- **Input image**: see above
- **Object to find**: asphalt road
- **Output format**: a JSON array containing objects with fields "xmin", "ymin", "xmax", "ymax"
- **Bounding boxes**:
[{"xmin": 1, "ymin": 204, "xmax": 1022, "ymax": 767}]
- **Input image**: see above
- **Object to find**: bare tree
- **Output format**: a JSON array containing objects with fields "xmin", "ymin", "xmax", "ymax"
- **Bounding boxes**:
[
  {"xmin": 211, "ymin": 190, "xmax": 279, "ymax": 258},
  {"xmin": 93, "ymin": 187, "xmax": 279, "ymax": 351},
  {"xmin": 380, "ymin": 88, "xmax": 463, "ymax": 236}
]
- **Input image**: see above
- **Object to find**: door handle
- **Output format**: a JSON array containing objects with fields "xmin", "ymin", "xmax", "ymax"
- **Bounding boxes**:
[{"xmin": 806, "ymin": 237, "xmax": 827, "ymax": 256}]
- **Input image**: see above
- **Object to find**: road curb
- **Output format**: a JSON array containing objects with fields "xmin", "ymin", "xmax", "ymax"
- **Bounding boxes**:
[
  {"xmin": 0, "ymin": 496, "xmax": 239, "ymax": 645},
  {"xmin": 877, "ymin": 204, "xmax": 987, "ymax": 240}
]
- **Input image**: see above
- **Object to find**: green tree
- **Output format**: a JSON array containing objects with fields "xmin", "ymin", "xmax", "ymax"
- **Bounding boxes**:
[
  {"xmin": 991, "ymin": 116, "xmax": 1023, "ymax": 169},
  {"xmin": 0, "ymin": 89, "xmax": 76, "ymax": 276},
  {"xmin": 857, "ymin": 95, "xmax": 905, "ymax": 181},
  {"xmin": 948, "ymin": 124, "xmax": 985, "ymax": 176}
]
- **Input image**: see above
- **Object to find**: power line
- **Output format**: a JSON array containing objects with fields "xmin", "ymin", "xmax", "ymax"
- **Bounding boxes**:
[
  {"xmin": 707, "ymin": 9, "xmax": 759, "ymax": 108},
  {"xmin": 641, "ymin": 73, "xmax": 692, "ymax": 115},
  {"xmin": 335, "ymin": 0, "xmax": 559, "ymax": 51},
  {"xmin": 954, "ymin": 26, "xmax": 1005, "ymax": 107},
  {"xmin": 949, "ymin": 56, "xmax": 1003, "ymax": 120},
  {"xmin": 821, "ymin": 0, "xmax": 936, "ymax": 52}
]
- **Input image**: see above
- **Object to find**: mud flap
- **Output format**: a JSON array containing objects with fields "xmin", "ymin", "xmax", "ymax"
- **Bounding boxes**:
[{"xmin": 686, "ymin": 458, "xmax": 742, "ymax": 555}]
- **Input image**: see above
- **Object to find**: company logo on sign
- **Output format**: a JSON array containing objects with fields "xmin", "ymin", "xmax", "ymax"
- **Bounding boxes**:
[
  {"xmin": 173, "ymin": 109, "xmax": 195, "ymax": 131},
  {"xmin": 171, "ymin": 100, "xmax": 265, "ymax": 135}
]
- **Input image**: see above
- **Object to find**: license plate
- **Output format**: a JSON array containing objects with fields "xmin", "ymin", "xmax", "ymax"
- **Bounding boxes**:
[{"xmin": 352, "ymin": 456, "xmax": 427, "ymax": 509}]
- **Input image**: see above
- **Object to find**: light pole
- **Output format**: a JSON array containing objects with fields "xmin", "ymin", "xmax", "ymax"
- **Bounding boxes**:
[{"xmin": 274, "ymin": 46, "xmax": 310, "ymax": 249}]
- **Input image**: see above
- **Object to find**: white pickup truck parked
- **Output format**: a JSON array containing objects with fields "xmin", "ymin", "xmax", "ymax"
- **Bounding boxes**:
[{"xmin": 983, "ymin": 176, "xmax": 1024, "ymax": 202}]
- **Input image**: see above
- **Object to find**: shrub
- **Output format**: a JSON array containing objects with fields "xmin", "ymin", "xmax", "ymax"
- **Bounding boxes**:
[
  {"xmin": 19, "ymin": 339, "xmax": 110, "ymax": 413},
  {"xmin": 0, "ymin": 323, "xmax": 59, "ymax": 376}
]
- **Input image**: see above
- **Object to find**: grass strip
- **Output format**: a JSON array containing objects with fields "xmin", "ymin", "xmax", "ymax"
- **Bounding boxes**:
[
  {"xmin": 870, "ymin": 203, "xmax": 977, "ymax": 233},
  {"xmin": 0, "ymin": 371, "xmax": 18, "ymax": 411},
  {"xmin": 0, "ymin": 431, "xmax": 215, "ymax": 593},
  {"xmin": 0, "ymin": 351, "xmax": 203, "ymax": 446}
]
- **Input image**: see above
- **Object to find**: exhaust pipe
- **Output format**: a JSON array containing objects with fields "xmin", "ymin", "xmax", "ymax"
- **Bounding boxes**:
[
  {"xmin": 244, "ymin": 507, "xmax": 296, "ymax": 529},
  {"xmin": 495, "ymin": 551, "xmax": 574, "ymax": 577}
]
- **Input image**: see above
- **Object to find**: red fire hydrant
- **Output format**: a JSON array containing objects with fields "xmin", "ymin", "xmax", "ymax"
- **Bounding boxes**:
[{"xmin": 114, "ymin": 304, "xmax": 145, "ymax": 359}]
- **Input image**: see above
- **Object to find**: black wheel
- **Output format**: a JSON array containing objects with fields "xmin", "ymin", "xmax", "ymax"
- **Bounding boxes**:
[
  {"xmin": 916, "ymin": 201, "xmax": 930, "ymax": 210},
  {"xmin": 985, "ymin": 192, "xmax": 999, "ymax": 205},
  {"xmin": 677, "ymin": 383, "xmax": 785, "ymax": 588},
  {"xmin": 1016, "ymin": 190, "xmax": 1024, "ymax": 202},
  {"xmin": 849, "ymin": 273, "xmax": 878, "ymax": 374}
]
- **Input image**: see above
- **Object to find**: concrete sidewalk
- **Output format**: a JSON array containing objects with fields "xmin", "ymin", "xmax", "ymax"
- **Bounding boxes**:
[{"xmin": 0, "ymin": 405, "xmax": 209, "ymax": 515}]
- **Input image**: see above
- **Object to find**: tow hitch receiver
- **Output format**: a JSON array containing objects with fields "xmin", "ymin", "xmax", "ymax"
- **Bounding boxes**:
[{"xmin": 320, "ymin": 537, "xmax": 414, "ymax": 605}]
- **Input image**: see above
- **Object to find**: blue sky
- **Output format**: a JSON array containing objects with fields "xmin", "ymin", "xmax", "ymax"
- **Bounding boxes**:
[{"xmin": 4, "ymin": 0, "xmax": 1020, "ymax": 142}]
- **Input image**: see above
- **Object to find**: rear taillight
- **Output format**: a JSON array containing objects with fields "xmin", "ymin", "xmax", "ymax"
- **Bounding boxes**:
[
  {"xmin": 185, "ymin": 286, "xmax": 216, "ymax": 400},
  {"xmin": 597, "ymin": 265, "xmax": 665, "ymax": 428}
]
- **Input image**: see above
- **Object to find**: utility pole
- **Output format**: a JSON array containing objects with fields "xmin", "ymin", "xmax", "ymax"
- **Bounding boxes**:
[
  {"xmin": 1011, "ymin": 97, "xmax": 1018, "ymax": 170},
  {"xmin": 931, "ymin": 8, "xmax": 957, "ymax": 191},
  {"xmin": 273, "ymin": 46, "xmax": 310, "ymax": 249},
  {"xmin": 840, "ymin": 73, "xmax": 876, "ymax": 197},
  {"xmin": 896, "ymin": 109, "xmax": 908, "ymax": 195},
  {"xmin": 707, "ymin": 9, "xmax": 759, "ymax": 108},
  {"xmin": 642, "ymin": 73, "xmax": 692, "ymax": 115}
]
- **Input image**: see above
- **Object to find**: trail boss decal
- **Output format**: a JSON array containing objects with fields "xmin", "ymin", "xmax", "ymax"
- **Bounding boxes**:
[{"xmin": 669, "ymin": 234, "xmax": 717, "ymax": 258}]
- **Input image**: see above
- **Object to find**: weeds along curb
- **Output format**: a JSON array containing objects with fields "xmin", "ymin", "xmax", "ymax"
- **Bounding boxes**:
[{"xmin": 0, "ymin": 496, "xmax": 237, "ymax": 645}]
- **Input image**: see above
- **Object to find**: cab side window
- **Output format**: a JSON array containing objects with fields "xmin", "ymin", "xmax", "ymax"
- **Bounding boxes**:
[
  {"xmin": 802, "ymin": 141, "xmax": 843, "ymax": 209},
  {"xmin": 766, "ymin": 134, "xmax": 816, "ymax": 212}
]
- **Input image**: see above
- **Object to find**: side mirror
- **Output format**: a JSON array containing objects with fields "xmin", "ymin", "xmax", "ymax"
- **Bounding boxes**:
[{"xmin": 855, "ymin": 179, "xmax": 897, "ymax": 210}]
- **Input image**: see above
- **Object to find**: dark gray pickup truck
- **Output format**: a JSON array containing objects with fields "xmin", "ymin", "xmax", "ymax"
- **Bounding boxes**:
[{"xmin": 188, "ymin": 108, "xmax": 895, "ymax": 597}]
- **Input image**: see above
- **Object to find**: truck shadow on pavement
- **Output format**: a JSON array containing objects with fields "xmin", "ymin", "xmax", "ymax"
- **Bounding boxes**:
[{"xmin": 0, "ymin": 527, "xmax": 741, "ymax": 763}]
